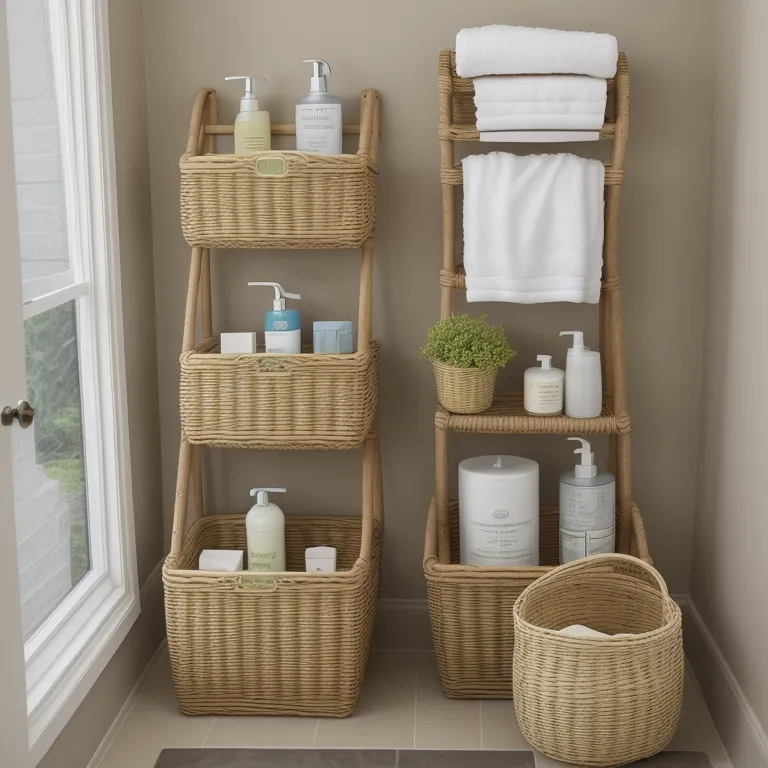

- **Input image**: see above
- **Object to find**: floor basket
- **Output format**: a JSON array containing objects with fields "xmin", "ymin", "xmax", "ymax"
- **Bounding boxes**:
[
  {"xmin": 180, "ymin": 90, "xmax": 379, "ymax": 250},
  {"xmin": 513, "ymin": 553, "xmax": 684, "ymax": 767},
  {"xmin": 164, "ymin": 442, "xmax": 383, "ymax": 717},
  {"xmin": 179, "ymin": 341, "xmax": 378, "ymax": 450},
  {"xmin": 423, "ymin": 498, "xmax": 652, "ymax": 698}
]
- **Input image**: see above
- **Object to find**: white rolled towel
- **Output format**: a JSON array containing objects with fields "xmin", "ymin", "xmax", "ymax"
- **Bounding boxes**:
[{"xmin": 456, "ymin": 25, "xmax": 618, "ymax": 79}]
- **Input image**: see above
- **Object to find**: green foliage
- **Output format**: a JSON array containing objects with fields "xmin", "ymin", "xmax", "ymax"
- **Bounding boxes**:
[{"xmin": 421, "ymin": 314, "xmax": 516, "ymax": 369}]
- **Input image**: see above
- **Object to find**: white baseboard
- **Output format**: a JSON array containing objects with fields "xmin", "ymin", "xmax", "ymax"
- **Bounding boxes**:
[
  {"xmin": 86, "ymin": 560, "xmax": 166, "ymax": 768},
  {"xmin": 679, "ymin": 594, "xmax": 768, "ymax": 768}
]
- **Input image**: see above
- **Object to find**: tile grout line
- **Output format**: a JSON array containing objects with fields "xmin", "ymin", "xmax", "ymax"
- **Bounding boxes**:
[
  {"xmin": 201, "ymin": 717, "xmax": 216, "ymax": 747},
  {"xmin": 479, "ymin": 699, "xmax": 484, "ymax": 750},
  {"xmin": 312, "ymin": 717, "xmax": 320, "ymax": 748},
  {"xmin": 413, "ymin": 651, "xmax": 420, "ymax": 749}
]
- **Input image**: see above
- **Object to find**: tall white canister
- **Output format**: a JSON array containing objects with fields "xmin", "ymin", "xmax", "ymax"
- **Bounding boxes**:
[{"xmin": 459, "ymin": 455, "xmax": 539, "ymax": 567}]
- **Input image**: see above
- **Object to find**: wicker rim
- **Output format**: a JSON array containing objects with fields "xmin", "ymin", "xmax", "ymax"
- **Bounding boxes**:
[{"xmin": 514, "ymin": 553, "xmax": 678, "ymax": 642}]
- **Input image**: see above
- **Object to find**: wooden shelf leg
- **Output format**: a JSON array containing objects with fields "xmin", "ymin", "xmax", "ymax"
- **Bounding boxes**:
[
  {"xmin": 183, "ymin": 247, "xmax": 203, "ymax": 353},
  {"xmin": 435, "ymin": 425, "xmax": 450, "ymax": 564},
  {"xmin": 170, "ymin": 434, "xmax": 194, "ymax": 559},
  {"xmin": 616, "ymin": 432, "xmax": 633, "ymax": 554},
  {"xmin": 190, "ymin": 444, "xmax": 203, "ymax": 535},
  {"xmin": 201, "ymin": 249, "xmax": 212, "ymax": 342},
  {"xmin": 358, "ymin": 238, "xmax": 373, "ymax": 350}
]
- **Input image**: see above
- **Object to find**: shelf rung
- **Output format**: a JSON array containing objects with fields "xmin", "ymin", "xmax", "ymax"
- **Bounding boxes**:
[
  {"xmin": 204, "ymin": 124, "xmax": 362, "ymax": 136},
  {"xmin": 435, "ymin": 392, "xmax": 628, "ymax": 435},
  {"xmin": 439, "ymin": 122, "xmax": 616, "ymax": 142}
]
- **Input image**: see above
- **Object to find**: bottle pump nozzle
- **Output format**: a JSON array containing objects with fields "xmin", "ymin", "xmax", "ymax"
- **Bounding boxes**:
[
  {"xmin": 247, "ymin": 281, "xmax": 301, "ymax": 311},
  {"xmin": 567, "ymin": 437, "xmax": 597, "ymax": 479},
  {"xmin": 303, "ymin": 59, "xmax": 331, "ymax": 93},
  {"xmin": 225, "ymin": 75, "xmax": 265, "ymax": 111},
  {"xmin": 537, "ymin": 355, "xmax": 552, "ymax": 369},
  {"xmin": 250, "ymin": 487, "xmax": 286, "ymax": 506},
  {"xmin": 560, "ymin": 331, "xmax": 585, "ymax": 352}
]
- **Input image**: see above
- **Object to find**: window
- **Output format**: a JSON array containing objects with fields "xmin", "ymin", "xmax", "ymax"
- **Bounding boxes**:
[{"xmin": 5, "ymin": 0, "xmax": 138, "ymax": 760}]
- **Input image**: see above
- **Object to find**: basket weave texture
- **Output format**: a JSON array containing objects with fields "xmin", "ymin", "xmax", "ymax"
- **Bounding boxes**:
[
  {"xmin": 432, "ymin": 360, "xmax": 496, "ymax": 414},
  {"xmin": 180, "ymin": 151, "xmax": 377, "ymax": 249},
  {"xmin": 164, "ymin": 512, "xmax": 382, "ymax": 717},
  {"xmin": 423, "ymin": 499, "xmax": 652, "ymax": 699},
  {"xmin": 513, "ymin": 554, "xmax": 683, "ymax": 767},
  {"xmin": 179, "ymin": 341, "xmax": 378, "ymax": 450}
]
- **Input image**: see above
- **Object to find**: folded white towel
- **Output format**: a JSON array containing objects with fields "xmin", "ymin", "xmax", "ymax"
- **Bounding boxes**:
[
  {"xmin": 559, "ymin": 624, "xmax": 634, "ymax": 639},
  {"xmin": 476, "ymin": 102, "xmax": 605, "ymax": 117},
  {"xmin": 456, "ymin": 25, "xmax": 618, "ymax": 79},
  {"xmin": 463, "ymin": 152, "xmax": 604, "ymax": 304},
  {"xmin": 477, "ymin": 113, "xmax": 604, "ymax": 131},
  {"xmin": 473, "ymin": 74, "xmax": 607, "ymax": 105},
  {"xmin": 479, "ymin": 131, "xmax": 599, "ymax": 142}
]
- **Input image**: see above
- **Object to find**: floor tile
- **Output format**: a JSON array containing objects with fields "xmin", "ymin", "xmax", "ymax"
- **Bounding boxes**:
[
  {"xmin": 98, "ymin": 702, "xmax": 213, "ymax": 768},
  {"xmin": 480, "ymin": 699, "xmax": 530, "ymax": 750},
  {"xmin": 205, "ymin": 716, "xmax": 319, "ymax": 748},
  {"xmin": 138, "ymin": 647, "xmax": 176, "ymax": 711},
  {"xmin": 668, "ymin": 670, "xmax": 729, "ymax": 763},
  {"xmin": 414, "ymin": 652, "xmax": 481, "ymax": 750},
  {"xmin": 399, "ymin": 751, "xmax": 534, "ymax": 767},
  {"xmin": 154, "ymin": 748, "xmax": 396, "ymax": 768},
  {"xmin": 534, "ymin": 750, "xmax": 716, "ymax": 767},
  {"xmin": 314, "ymin": 651, "xmax": 418, "ymax": 749}
]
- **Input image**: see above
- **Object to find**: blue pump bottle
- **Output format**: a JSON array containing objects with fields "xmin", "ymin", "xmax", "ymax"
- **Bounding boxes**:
[{"xmin": 248, "ymin": 282, "xmax": 302, "ymax": 354}]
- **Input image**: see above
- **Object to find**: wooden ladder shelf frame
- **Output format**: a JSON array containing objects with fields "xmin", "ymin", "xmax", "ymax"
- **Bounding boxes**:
[
  {"xmin": 433, "ymin": 51, "xmax": 640, "ymax": 565},
  {"xmin": 171, "ymin": 85, "xmax": 382, "ymax": 564}
]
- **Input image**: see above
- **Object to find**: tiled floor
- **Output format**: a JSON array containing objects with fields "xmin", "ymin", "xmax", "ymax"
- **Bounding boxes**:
[{"xmin": 96, "ymin": 649, "xmax": 732, "ymax": 768}]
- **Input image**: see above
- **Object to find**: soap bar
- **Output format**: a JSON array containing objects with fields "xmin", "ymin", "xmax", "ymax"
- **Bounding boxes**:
[
  {"xmin": 220, "ymin": 332, "xmax": 257, "ymax": 354},
  {"xmin": 313, "ymin": 321, "xmax": 354, "ymax": 354},
  {"xmin": 305, "ymin": 546, "xmax": 337, "ymax": 573},
  {"xmin": 199, "ymin": 549, "xmax": 244, "ymax": 572}
]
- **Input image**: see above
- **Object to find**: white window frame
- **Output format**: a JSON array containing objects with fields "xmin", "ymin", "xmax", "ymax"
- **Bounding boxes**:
[{"xmin": 14, "ymin": 0, "xmax": 139, "ymax": 762}]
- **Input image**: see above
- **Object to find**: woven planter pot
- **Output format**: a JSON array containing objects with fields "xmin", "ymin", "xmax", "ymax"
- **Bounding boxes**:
[
  {"xmin": 432, "ymin": 360, "xmax": 496, "ymax": 414},
  {"xmin": 513, "ymin": 554, "xmax": 684, "ymax": 767}
]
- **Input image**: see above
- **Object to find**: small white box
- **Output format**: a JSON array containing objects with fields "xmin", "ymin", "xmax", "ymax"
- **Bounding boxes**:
[
  {"xmin": 305, "ymin": 546, "xmax": 337, "ymax": 573},
  {"xmin": 220, "ymin": 332, "xmax": 257, "ymax": 354},
  {"xmin": 199, "ymin": 549, "xmax": 244, "ymax": 572}
]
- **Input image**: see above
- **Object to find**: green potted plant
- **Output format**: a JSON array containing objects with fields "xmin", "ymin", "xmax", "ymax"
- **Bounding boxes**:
[{"xmin": 421, "ymin": 314, "xmax": 516, "ymax": 414}]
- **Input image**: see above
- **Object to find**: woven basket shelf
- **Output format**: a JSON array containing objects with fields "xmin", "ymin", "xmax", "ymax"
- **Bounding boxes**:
[
  {"xmin": 180, "ymin": 340, "xmax": 378, "ymax": 450},
  {"xmin": 180, "ymin": 89, "xmax": 379, "ymax": 250},
  {"xmin": 423, "ymin": 498, "xmax": 651, "ymax": 699},
  {"xmin": 435, "ymin": 392, "xmax": 627, "ymax": 435},
  {"xmin": 165, "ymin": 437, "xmax": 382, "ymax": 717}
]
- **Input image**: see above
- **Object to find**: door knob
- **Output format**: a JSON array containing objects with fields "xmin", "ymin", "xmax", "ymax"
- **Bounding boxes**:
[{"xmin": 1, "ymin": 400, "xmax": 35, "ymax": 428}]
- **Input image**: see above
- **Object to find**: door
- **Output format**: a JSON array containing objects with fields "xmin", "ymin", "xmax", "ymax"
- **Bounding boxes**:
[{"xmin": 0, "ymin": 0, "xmax": 34, "ymax": 762}]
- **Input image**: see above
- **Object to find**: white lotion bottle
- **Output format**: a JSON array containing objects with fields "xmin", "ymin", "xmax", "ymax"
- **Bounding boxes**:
[
  {"xmin": 524, "ymin": 354, "xmax": 564, "ymax": 416},
  {"xmin": 459, "ymin": 455, "xmax": 539, "ymax": 567},
  {"xmin": 296, "ymin": 59, "xmax": 342, "ymax": 155},
  {"xmin": 560, "ymin": 331, "xmax": 602, "ymax": 418},
  {"xmin": 225, "ymin": 75, "xmax": 271, "ymax": 154},
  {"xmin": 559, "ymin": 438, "xmax": 615, "ymax": 564},
  {"xmin": 246, "ymin": 488, "xmax": 286, "ymax": 572}
]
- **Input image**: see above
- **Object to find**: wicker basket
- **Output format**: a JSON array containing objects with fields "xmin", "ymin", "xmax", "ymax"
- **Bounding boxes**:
[
  {"xmin": 423, "ymin": 498, "xmax": 653, "ymax": 698},
  {"xmin": 180, "ymin": 89, "xmax": 379, "ymax": 250},
  {"xmin": 432, "ymin": 360, "xmax": 496, "ymax": 414},
  {"xmin": 513, "ymin": 554, "xmax": 684, "ymax": 766},
  {"xmin": 164, "ymin": 444, "xmax": 383, "ymax": 717},
  {"xmin": 179, "ymin": 341, "xmax": 378, "ymax": 450}
]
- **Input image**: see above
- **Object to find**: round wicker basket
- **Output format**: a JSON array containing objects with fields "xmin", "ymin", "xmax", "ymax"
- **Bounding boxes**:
[
  {"xmin": 513, "ymin": 553, "xmax": 684, "ymax": 767},
  {"xmin": 432, "ymin": 360, "xmax": 496, "ymax": 414}
]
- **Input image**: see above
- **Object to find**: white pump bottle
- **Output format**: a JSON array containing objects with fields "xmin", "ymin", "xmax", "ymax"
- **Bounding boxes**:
[
  {"xmin": 559, "ymin": 437, "xmax": 615, "ymax": 564},
  {"xmin": 295, "ymin": 59, "xmax": 342, "ymax": 155},
  {"xmin": 523, "ymin": 354, "xmax": 565, "ymax": 415},
  {"xmin": 246, "ymin": 488, "xmax": 286, "ymax": 572},
  {"xmin": 560, "ymin": 331, "xmax": 602, "ymax": 418},
  {"xmin": 225, "ymin": 75, "xmax": 271, "ymax": 154}
]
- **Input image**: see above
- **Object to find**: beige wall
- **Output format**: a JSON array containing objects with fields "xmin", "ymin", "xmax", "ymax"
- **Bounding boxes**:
[
  {"xmin": 38, "ymin": 0, "xmax": 165, "ymax": 765},
  {"xmin": 690, "ymin": 0, "xmax": 768, "ymax": 759},
  {"xmin": 142, "ymin": 0, "xmax": 715, "ymax": 597}
]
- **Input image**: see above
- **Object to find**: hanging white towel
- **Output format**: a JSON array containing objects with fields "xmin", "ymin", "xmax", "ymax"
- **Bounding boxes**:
[
  {"xmin": 456, "ymin": 25, "xmax": 618, "ymax": 79},
  {"xmin": 479, "ymin": 131, "xmax": 599, "ymax": 142},
  {"xmin": 462, "ymin": 152, "xmax": 604, "ymax": 304},
  {"xmin": 473, "ymin": 74, "xmax": 607, "ymax": 106}
]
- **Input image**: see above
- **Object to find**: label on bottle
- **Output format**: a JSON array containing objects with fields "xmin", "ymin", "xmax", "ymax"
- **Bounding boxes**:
[
  {"xmin": 462, "ymin": 508, "xmax": 538, "ymax": 567},
  {"xmin": 248, "ymin": 549, "xmax": 280, "ymax": 572},
  {"xmin": 264, "ymin": 329, "xmax": 301, "ymax": 354},
  {"xmin": 524, "ymin": 378, "xmax": 563, "ymax": 414},
  {"xmin": 241, "ymin": 134, "xmax": 270, "ymax": 153},
  {"xmin": 296, "ymin": 103, "xmax": 342, "ymax": 155},
  {"xmin": 560, "ymin": 527, "xmax": 615, "ymax": 564}
]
